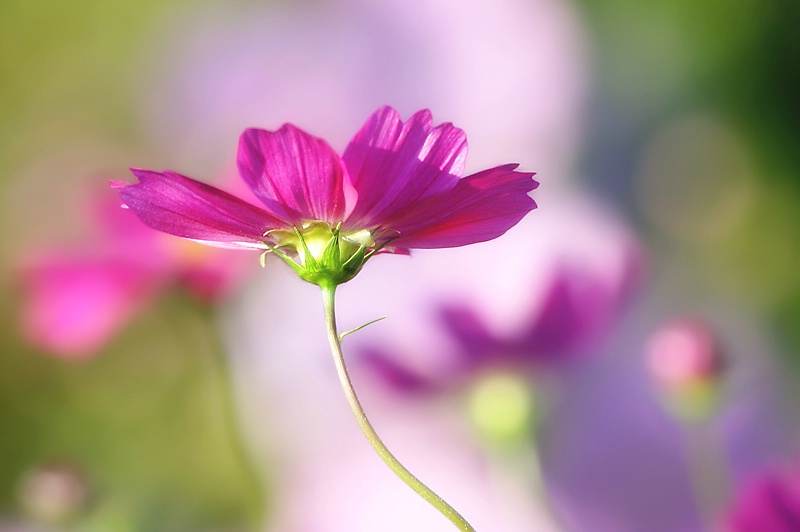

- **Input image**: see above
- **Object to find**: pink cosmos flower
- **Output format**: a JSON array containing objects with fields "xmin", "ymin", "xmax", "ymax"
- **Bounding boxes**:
[
  {"xmin": 19, "ymin": 187, "xmax": 250, "ymax": 358},
  {"xmin": 117, "ymin": 106, "xmax": 536, "ymax": 530},
  {"xmin": 119, "ymin": 106, "xmax": 538, "ymax": 286}
]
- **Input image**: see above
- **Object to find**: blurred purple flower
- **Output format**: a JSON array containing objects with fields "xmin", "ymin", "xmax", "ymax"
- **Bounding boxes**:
[
  {"xmin": 119, "ymin": 106, "xmax": 537, "ymax": 263},
  {"xmin": 19, "ymin": 187, "xmax": 249, "ymax": 358},
  {"xmin": 727, "ymin": 465, "xmax": 800, "ymax": 532},
  {"xmin": 361, "ymin": 216, "xmax": 643, "ymax": 394}
]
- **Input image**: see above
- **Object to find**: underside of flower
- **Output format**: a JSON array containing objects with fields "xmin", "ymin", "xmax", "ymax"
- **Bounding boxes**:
[{"xmin": 263, "ymin": 222, "xmax": 383, "ymax": 287}]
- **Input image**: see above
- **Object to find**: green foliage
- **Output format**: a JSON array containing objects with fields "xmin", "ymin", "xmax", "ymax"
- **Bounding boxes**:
[{"xmin": 0, "ymin": 292, "xmax": 264, "ymax": 531}]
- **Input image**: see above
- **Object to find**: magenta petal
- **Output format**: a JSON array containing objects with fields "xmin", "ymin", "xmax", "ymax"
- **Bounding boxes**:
[
  {"xmin": 342, "ymin": 106, "xmax": 468, "ymax": 227},
  {"xmin": 386, "ymin": 164, "xmax": 539, "ymax": 249},
  {"xmin": 21, "ymin": 257, "xmax": 160, "ymax": 358},
  {"xmin": 237, "ymin": 125, "xmax": 351, "ymax": 224},
  {"xmin": 121, "ymin": 169, "xmax": 282, "ymax": 249}
]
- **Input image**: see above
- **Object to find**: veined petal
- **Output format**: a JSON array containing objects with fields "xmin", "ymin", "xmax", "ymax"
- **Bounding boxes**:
[
  {"xmin": 237, "ymin": 125, "xmax": 352, "ymax": 224},
  {"xmin": 342, "ymin": 106, "xmax": 467, "ymax": 227},
  {"xmin": 385, "ymin": 164, "xmax": 538, "ymax": 249},
  {"xmin": 120, "ymin": 169, "xmax": 282, "ymax": 249}
]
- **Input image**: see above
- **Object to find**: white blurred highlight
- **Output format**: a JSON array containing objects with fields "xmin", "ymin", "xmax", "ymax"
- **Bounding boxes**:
[{"xmin": 141, "ymin": 0, "xmax": 588, "ymax": 180}]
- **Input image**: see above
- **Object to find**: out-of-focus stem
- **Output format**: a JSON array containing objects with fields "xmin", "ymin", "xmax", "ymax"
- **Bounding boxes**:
[{"xmin": 683, "ymin": 423, "xmax": 732, "ymax": 527}]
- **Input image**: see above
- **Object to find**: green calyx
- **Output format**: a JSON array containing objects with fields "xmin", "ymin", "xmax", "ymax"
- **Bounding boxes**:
[{"xmin": 261, "ymin": 222, "xmax": 378, "ymax": 288}]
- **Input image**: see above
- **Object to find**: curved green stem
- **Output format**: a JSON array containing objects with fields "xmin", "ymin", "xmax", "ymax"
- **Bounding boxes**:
[{"xmin": 320, "ymin": 284, "xmax": 476, "ymax": 532}]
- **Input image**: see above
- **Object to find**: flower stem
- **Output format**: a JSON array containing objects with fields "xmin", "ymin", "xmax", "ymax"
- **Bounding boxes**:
[{"xmin": 320, "ymin": 284, "xmax": 476, "ymax": 532}]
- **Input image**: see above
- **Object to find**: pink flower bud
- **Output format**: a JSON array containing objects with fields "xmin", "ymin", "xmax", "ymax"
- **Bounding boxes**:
[
  {"xmin": 646, "ymin": 317, "xmax": 724, "ymax": 388},
  {"xmin": 645, "ymin": 317, "xmax": 725, "ymax": 421}
]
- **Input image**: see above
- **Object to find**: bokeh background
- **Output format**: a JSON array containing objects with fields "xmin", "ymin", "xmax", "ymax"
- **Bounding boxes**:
[{"xmin": 1, "ymin": 0, "xmax": 799, "ymax": 530}]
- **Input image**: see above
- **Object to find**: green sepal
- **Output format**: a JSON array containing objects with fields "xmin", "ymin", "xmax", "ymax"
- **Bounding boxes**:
[
  {"xmin": 294, "ymin": 226, "xmax": 320, "ymax": 271},
  {"xmin": 262, "ymin": 241, "xmax": 306, "ymax": 279},
  {"xmin": 260, "ymin": 222, "xmax": 378, "ymax": 288},
  {"xmin": 321, "ymin": 224, "xmax": 343, "ymax": 267}
]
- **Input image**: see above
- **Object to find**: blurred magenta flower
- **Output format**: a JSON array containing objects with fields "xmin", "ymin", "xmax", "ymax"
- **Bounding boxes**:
[
  {"xmin": 727, "ymin": 465, "xmax": 800, "ymax": 532},
  {"xmin": 119, "ymin": 106, "xmax": 538, "ymax": 287},
  {"xmin": 20, "ymin": 187, "xmax": 249, "ymax": 358}
]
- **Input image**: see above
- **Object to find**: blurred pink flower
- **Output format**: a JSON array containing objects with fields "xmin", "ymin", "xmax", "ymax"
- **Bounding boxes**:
[
  {"xmin": 119, "ymin": 107, "xmax": 537, "ymax": 269},
  {"xmin": 19, "ymin": 186, "xmax": 250, "ymax": 358},
  {"xmin": 18, "ymin": 462, "xmax": 87, "ymax": 525},
  {"xmin": 727, "ymin": 464, "xmax": 800, "ymax": 532}
]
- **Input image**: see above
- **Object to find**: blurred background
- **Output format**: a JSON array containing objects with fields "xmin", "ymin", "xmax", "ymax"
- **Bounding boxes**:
[{"xmin": 1, "ymin": 0, "xmax": 799, "ymax": 530}]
